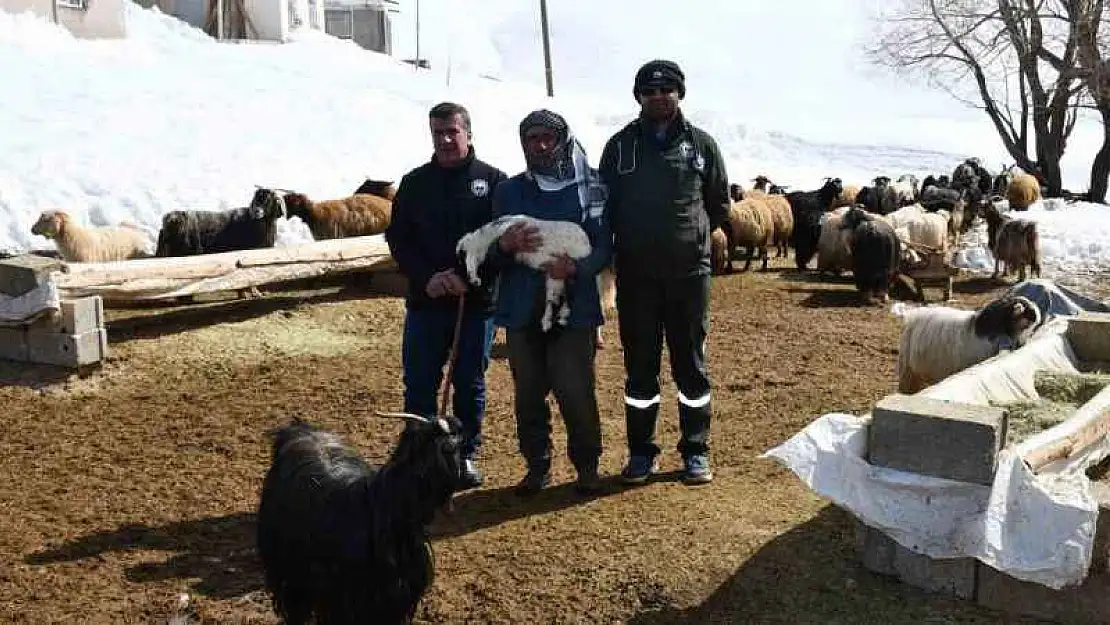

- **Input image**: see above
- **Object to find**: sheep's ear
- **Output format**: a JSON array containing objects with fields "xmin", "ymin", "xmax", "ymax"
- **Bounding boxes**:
[{"xmin": 375, "ymin": 411, "xmax": 430, "ymax": 425}]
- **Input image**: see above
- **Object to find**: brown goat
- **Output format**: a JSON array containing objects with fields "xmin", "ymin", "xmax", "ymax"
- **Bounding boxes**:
[
  {"xmin": 354, "ymin": 179, "xmax": 398, "ymax": 201},
  {"xmin": 983, "ymin": 204, "xmax": 1041, "ymax": 282},
  {"xmin": 283, "ymin": 192, "xmax": 392, "ymax": 240}
]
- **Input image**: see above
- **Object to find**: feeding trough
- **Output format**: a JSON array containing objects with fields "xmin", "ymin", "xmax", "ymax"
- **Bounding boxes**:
[{"xmin": 763, "ymin": 283, "xmax": 1110, "ymax": 623}]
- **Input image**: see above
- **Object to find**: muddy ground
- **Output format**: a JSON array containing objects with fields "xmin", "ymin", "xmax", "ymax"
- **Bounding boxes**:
[{"xmin": 0, "ymin": 258, "xmax": 1053, "ymax": 625}]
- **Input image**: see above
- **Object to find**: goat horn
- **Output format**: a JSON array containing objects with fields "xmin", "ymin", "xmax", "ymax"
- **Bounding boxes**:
[{"xmin": 375, "ymin": 411, "xmax": 431, "ymax": 424}]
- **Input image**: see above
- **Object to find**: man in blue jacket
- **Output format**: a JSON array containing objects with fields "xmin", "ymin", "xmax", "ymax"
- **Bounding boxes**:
[
  {"xmin": 384, "ymin": 102, "xmax": 507, "ymax": 490},
  {"xmin": 488, "ymin": 109, "xmax": 613, "ymax": 496}
]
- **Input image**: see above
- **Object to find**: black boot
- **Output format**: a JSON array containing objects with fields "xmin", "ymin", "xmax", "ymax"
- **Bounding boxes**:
[{"xmin": 515, "ymin": 461, "xmax": 551, "ymax": 497}]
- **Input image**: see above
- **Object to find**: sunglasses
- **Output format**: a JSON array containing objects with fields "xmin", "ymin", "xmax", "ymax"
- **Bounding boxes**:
[{"xmin": 639, "ymin": 86, "xmax": 676, "ymax": 97}]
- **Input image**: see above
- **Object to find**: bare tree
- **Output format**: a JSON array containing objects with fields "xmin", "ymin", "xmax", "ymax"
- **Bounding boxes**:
[{"xmin": 867, "ymin": 0, "xmax": 1106, "ymax": 199}]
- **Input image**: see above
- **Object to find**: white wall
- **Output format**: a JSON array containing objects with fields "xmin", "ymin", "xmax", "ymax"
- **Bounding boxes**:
[
  {"xmin": 242, "ymin": 0, "xmax": 322, "ymax": 41},
  {"xmin": 0, "ymin": 0, "xmax": 125, "ymax": 38}
]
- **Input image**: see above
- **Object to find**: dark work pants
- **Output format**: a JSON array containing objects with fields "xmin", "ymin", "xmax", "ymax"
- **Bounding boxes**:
[
  {"xmin": 401, "ymin": 306, "xmax": 495, "ymax": 459},
  {"xmin": 506, "ymin": 326, "xmax": 603, "ymax": 475},
  {"xmin": 616, "ymin": 272, "xmax": 712, "ymax": 459}
]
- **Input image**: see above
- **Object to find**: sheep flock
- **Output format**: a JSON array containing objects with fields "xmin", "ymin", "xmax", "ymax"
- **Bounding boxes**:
[{"xmin": 10, "ymin": 155, "xmax": 1086, "ymax": 625}]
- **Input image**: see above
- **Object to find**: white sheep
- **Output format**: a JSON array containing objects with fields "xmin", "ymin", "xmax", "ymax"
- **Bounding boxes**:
[
  {"xmin": 31, "ymin": 209, "xmax": 154, "ymax": 263},
  {"xmin": 892, "ymin": 294, "xmax": 1042, "ymax": 394},
  {"xmin": 456, "ymin": 214, "xmax": 591, "ymax": 332}
]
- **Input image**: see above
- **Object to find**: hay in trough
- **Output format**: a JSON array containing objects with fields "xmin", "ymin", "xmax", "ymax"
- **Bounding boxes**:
[
  {"xmin": 1034, "ymin": 370, "xmax": 1110, "ymax": 404},
  {"xmin": 993, "ymin": 370, "xmax": 1110, "ymax": 447}
]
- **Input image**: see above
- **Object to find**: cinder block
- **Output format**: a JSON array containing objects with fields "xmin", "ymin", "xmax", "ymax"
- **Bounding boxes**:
[
  {"xmin": 0, "ymin": 255, "xmax": 62, "ymax": 297},
  {"xmin": 24, "ymin": 328, "xmax": 107, "ymax": 368},
  {"xmin": 869, "ymin": 393, "xmax": 1006, "ymax": 485},
  {"xmin": 0, "ymin": 326, "xmax": 28, "ymax": 362},
  {"xmin": 977, "ymin": 561, "xmax": 1110, "ymax": 622},
  {"xmin": 1092, "ymin": 482, "xmax": 1110, "ymax": 574},
  {"xmin": 59, "ymin": 297, "xmax": 104, "ymax": 335},
  {"xmin": 855, "ymin": 520, "xmax": 978, "ymax": 599},
  {"xmin": 1068, "ymin": 313, "xmax": 1110, "ymax": 363}
]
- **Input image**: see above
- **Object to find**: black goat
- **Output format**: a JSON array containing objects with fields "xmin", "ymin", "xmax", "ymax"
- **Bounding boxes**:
[
  {"xmin": 842, "ymin": 207, "xmax": 901, "ymax": 305},
  {"xmin": 155, "ymin": 189, "xmax": 284, "ymax": 257},
  {"xmin": 257, "ymin": 412, "xmax": 463, "ymax": 625},
  {"xmin": 785, "ymin": 177, "xmax": 843, "ymax": 270}
]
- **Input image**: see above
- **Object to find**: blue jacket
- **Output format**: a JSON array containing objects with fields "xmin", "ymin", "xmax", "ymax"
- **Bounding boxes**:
[{"xmin": 487, "ymin": 172, "xmax": 613, "ymax": 330}]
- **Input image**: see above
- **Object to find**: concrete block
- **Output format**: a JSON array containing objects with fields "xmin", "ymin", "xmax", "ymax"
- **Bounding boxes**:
[
  {"xmin": 855, "ymin": 520, "xmax": 977, "ymax": 599},
  {"xmin": 1068, "ymin": 313, "xmax": 1110, "ymax": 363},
  {"xmin": 869, "ymin": 393, "xmax": 1006, "ymax": 485},
  {"xmin": 976, "ymin": 563, "xmax": 1110, "ymax": 622},
  {"xmin": 24, "ymin": 328, "xmax": 107, "ymax": 368},
  {"xmin": 0, "ymin": 326, "xmax": 28, "ymax": 362},
  {"xmin": 1091, "ymin": 482, "xmax": 1110, "ymax": 574},
  {"xmin": 59, "ymin": 297, "xmax": 104, "ymax": 335},
  {"xmin": 0, "ymin": 255, "xmax": 62, "ymax": 297}
]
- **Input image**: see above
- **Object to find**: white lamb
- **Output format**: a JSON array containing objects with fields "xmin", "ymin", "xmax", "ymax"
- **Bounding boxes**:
[
  {"xmin": 891, "ymin": 294, "xmax": 1042, "ymax": 394},
  {"xmin": 456, "ymin": 214, "xmax": 592, "ymax": 332}
]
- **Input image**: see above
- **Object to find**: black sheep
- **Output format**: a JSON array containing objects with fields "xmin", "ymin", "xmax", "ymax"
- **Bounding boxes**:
[
  {"xmin": 155, "ymin": 190, "xmax": 284, "ymax": 257},
  {"xmin": 257, "ymin": 413, "xmax": 463, "ymax": 625},
  {"xmin": 785, "ymin": 177, "xmax": 843, "ymax": 270},
  {"xmin": 843, "ymin": 207, "xmax": 902, "ymax": 305}
]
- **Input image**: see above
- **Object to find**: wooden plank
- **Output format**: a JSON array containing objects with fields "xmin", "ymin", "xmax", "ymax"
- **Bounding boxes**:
[
  {"xmin": 49, "ymin": 235, "xmax": 397, "ymax": 301},
  {"xmin": 1016, "ymin": 384, "xmax": 1110, "ymax": 472}
]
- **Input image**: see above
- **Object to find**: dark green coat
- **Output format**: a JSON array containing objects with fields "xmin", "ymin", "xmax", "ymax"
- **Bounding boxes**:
[{"xmin": 598, "ymin": 113, "xmax": 731, "ymax": 279}]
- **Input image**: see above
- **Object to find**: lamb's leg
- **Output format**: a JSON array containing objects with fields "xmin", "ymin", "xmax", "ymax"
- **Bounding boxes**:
[
  {"xmin": 542, "ymin": 277, "xmax": 566, "ymax": 332},
  {"xmin": 992, "ymin": 257, "xmax": 1001, "ymax": 280}
]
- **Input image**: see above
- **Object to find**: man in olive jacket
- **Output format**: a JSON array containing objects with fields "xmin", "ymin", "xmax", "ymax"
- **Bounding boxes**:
[{"xmin": 598, "ymin": 59, "xmax": 731, "ymax": 486}]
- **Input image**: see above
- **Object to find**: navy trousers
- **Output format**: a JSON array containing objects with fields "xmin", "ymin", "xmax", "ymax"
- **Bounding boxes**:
[{"xmin": 401, "ymin": 306, "xmax": 495, "ymax": 459}]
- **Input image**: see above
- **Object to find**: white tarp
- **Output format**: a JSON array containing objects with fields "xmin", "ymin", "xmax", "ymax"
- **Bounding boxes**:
[
  {"xmin": 0, "ymin": 279, "xmax": 60, "ymax": 325},
  {"xmin": 762, "ymin": 282, "xmax": 1110, "ymax": 589}
]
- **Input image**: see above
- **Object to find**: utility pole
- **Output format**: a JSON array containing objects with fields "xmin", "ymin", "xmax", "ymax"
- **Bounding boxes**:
[
  {"xmin": 414, "ymin": 0, "xmax": 421, "ymax": 70},
  {"xmin": 539, "ymin": 0, "xmax": 554, "ymax": 96},
  {"xmin": 216, "ymin": 0, "xmax": 224, "ymax": 40}
]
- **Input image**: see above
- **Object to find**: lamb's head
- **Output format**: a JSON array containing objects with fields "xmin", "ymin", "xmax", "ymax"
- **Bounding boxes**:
[
  {"xmin": 972, "ymin": 294, "xmax": 1042, "ymax": 346},
  {"xmin": 456, "ymin": 215, "xmax": 528, "ymax": 286},
  {"xmin": 872, "ymin": 175, "xmax": 891, "ymax": 188},
  {"xmin": 375, "ymin": 411, "xmax": 465, "ymax": 511},
  {"xmin": 31, "ymin": 210, "xmax": 67, "ymax": 239}
]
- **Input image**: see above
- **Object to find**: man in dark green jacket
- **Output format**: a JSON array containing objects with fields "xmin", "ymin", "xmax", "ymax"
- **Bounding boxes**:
[{"xmin": 598, "ymin": 59, "xmax": 731, "ymax": 486}]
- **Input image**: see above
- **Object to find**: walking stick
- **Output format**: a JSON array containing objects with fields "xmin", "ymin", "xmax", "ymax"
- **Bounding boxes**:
[{"xmin": 438, "ymin": 290, "xmax": 467, "ymax": 417}]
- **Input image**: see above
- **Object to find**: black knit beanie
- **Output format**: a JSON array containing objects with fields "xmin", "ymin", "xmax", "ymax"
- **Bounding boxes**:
[{"xmin": 633, "ymin": 59, "xmax": 686, "ymax": 100}]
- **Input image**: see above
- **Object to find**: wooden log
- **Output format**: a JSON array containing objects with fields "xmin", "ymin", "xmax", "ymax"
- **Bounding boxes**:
[
  {"xmin": 1016, "ymin": 384, "xmax": 1110, "ymax": 472},
  {"xmin": 49, "ymin": 235, "xmax": 397, "ymax": 301}
]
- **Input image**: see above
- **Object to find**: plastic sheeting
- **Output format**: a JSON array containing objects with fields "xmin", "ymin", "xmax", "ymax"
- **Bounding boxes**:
[{"xmin": 762, "ymin": 281, "xmax": 1110, "ymax": 589}]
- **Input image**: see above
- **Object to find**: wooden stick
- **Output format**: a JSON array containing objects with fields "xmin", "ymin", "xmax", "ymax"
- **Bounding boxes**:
[
  {"xmin": 438, "ymin": 292, "xmax": 467, "ymax": 417},
  {"xmin": 1017, "ymin": 384, "xmax": 1110, "ymax": 472}
]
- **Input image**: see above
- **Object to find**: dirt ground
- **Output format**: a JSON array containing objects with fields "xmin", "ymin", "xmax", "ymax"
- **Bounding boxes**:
[{"xmin": 0, "ymin": 258, "xmax": 1055, "ymax": 625}]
